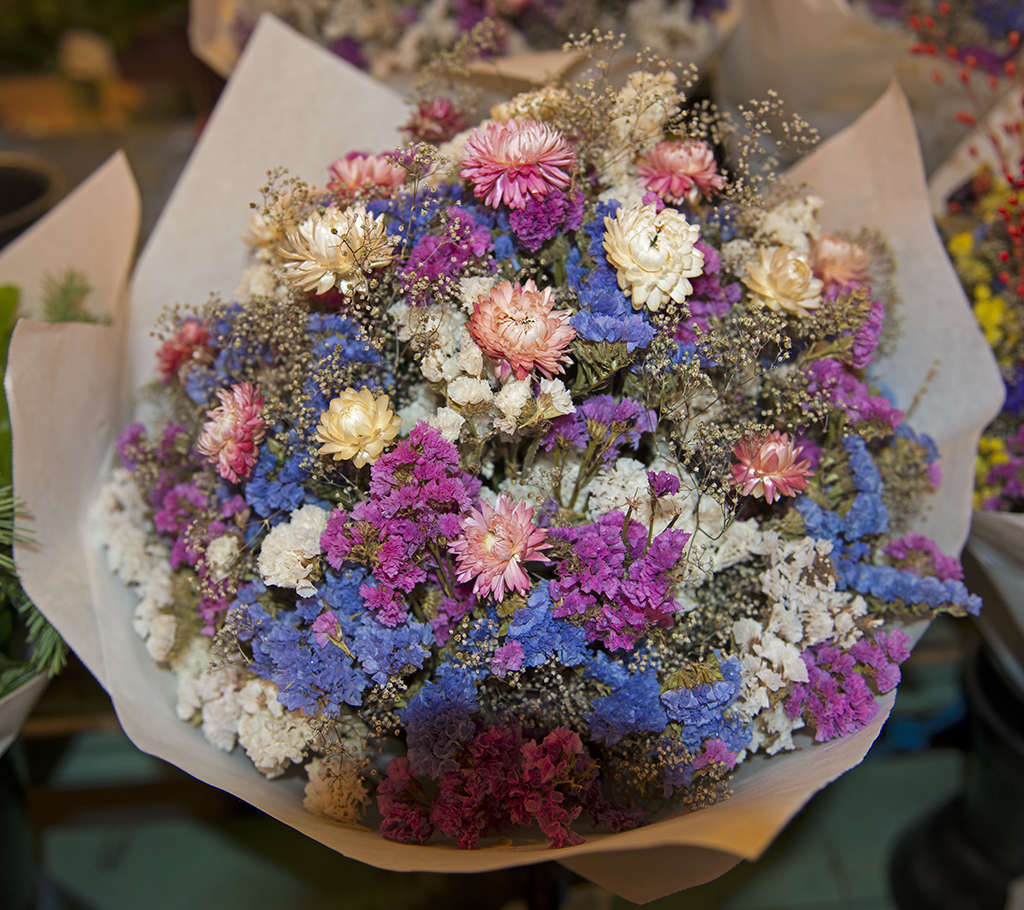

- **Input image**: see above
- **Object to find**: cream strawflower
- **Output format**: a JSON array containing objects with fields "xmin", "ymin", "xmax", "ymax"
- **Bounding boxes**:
[
  {"xmin": 316, "ymin": 388, "xmax": 402, "ymax": 468},
  {"xmin": 283, "ymin": 205, "xmax": 395, "ymax": 296},
  {"xmin": 743, "ymin": 246, "xmax": 824, "ymax": 318},
  {"xmin": 603, "ymin": 202, "xmax": 705, "ymax": 311}
]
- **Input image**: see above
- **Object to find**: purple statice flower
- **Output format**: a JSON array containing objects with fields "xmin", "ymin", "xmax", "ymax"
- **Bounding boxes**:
[
  {"xmin": 402, "ymin": 666, "xmax": 480, "ymax": 779},
  {"xmin": 330, "ymin": 36, "xmax": 368, "ymax": 69},
  {"xmin": 321, "ymin": 424, "xmax": 479, "ymax": 626},
  {"xmin": 401, "ymin": 206, "xmax": 492, "ymax": 306},
  {"xmin": 544, "ymin": 395, "xmax": 656, "ymax": 462},
  {"xmin": 850, "ymin": 629, "xmax": 911, "ymax": 695},
  {"xmin": 691, "ymin": 738, "xmax": 739, "ymax": 771},
  {"xmin": 548, "ymin": 512, "xmax": 690, "ymax": 650},
  {"xmin": 586, "ymin": 662, "xmax": 668, "ymax": 745},
  {"xmin": 848, "ymin": 296, "xmax": 885, "ymax": 370},
  {"xmin": 647, "ymin": 470, "xmax": 681, "ymax": 498},
  {"xmin": 884, "ymin": 533, "xmax": 964, "ymax": 582},
  {"xmin": 509, "ymin": 189, "xmax": 584, "ymax": 252},
  {"xmin": 785, "ymin": 643, "xmax": 880, "ymax": 742},
  {"xmin": 679, "ymin": 241, "xmax": 741, "ymax": 343},
  {"xmin": 804, "ymin": 358, "xmax": 904, "ymax": 430},
  {"xmin": 490, "ymin": 641, "xmax": 525, "ymax": 678},
  {"xmin": 660, "ymin": 657, "xmax": 750, "ymax": 753}
]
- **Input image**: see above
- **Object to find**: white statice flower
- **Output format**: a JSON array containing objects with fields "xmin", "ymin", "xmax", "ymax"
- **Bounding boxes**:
[
  {"xmin": 234, "ymin": 262, "xmax": 280, "ymax": 300},
  {"xmin": 748, "ymin": 702, "xmax": 805, "ymax": 757},
  {"xmin": 601, "ymin": 70, "xmax": 680, "ymax": 190},
  {"xmin": 758, "ymin": 196, "xmax": 824, "ymax": 255},
  {"xmin": 713, "ymin": 519, "xmax": 766, "ymax": 572},
  {"xmin": 499, "ymin": 452, "xmax": 586, "ymax": 512},
  {"xmin": 304, "ymin": 756, "xmax": 371, "ymax": 825},
  {"xmin": 206, "ymin": 534, "xmax": 240, "ymax": 583},
  {"xmin": 760, "ymin": 533, "xmax": 867, "ymax": 650},
  {"xmin": 493, "ymin": 377, "xmax": 533, "ymax": 434},
  {"xmin": 447, "ymin": 376, "xmax": 493, "ymax": 410},
  {"xmin": 396, "ymin": 382, "xmax": 438, "ymax": 435},
  {"xmin": 171, "ymin": 636, "xmax": 246, "ymax": 753},
  {"xmin": 427, "ymin": 406, "xmax": 466, "ymax": 443},
  {"xmin": 587, "ymin": 457, "xmax": 698, "ymax": 536},
  {"xmin": 236, "ymin": 678, "xmax": 314, "ymax": 778},
  {"xmin": 257, "ymin": 504, "xmax": 329, "ymax": 598},
  {"xmin": 144, "ymin": 614, "xmax": 177, "ymax": 663},
  {"xmin": 282, "ymin": 205, "xmax": 395, "ymax": 296},
  {"xmin": 535, "ymin": 378, "xmax": 575, "ymax": 419},
  {"xmin": 456, "ymin": 328, "xmax": 484, "ymax": 377},
  {"xmin": 604, "ymin": 202, "xmax": 705, "ymax": 312},
  {"xmin": 459, "ymin": 275, "xmax": 499, "ymax": 314}
]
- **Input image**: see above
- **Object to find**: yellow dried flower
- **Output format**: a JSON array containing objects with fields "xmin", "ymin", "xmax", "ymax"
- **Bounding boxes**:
[
  {"xmin": 743, "ymin": 245, "xmax": 823, "ymax": 318},
  {"xmin": 315, "ymin": 388, "xmax": 402, "ymax": 468}
]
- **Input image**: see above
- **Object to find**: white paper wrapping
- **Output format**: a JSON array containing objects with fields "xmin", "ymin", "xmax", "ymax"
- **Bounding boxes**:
[{"xmin": 0, "ymin": 16, "xmax": 1003, "ymax": 903}]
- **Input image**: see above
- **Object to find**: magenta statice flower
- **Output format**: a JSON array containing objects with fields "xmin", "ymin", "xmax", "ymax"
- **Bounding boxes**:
[
  {"xmin": 850, "ymin": 629, "xmax": 911, "ymax": 695},
  {"xmin": 884, "ymin": 533, "xmax": 964, "ymax": 581},
  {"xmin": 691, "ymin": 738, "xmax": 739, "ymax": 771},
  {"xmin": 401, "ymin": 207, "xmax": 492, "ymax": 306},
  {"xmin": 785, "ymin": 643, "xmax": 880, "ymax": 742}
]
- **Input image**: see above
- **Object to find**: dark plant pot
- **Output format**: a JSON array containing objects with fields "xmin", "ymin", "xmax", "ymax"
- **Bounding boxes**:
[
  {"xmin": 890, "ymin": 644, "xmax": 1024, "ymax": 909},
  {"xmin": 0, "ymin": 153, "xmax": 65, "ymax": 249}
]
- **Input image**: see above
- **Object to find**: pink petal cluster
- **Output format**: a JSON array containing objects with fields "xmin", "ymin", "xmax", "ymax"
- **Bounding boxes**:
[
  {"xmin": 403, "ymin": 98, "xmax": 467, "ymax": 144},
  {"xmin": 731, "ymin": 430, "xmax": 813, "ymax": 504},
  {"xmin": 197, "ymin": 382, "xmax": 268, "ymax": 484},
  {"xmin": 469, "ymin": 279, "xmax": 575, "ymax": 381},
  {"xmin": 811, "ymin": 233, "xmax": 872, "ymax": 287},
  {"xmin": 460, "ymin": 119, "xmax": 574, "ymax": 209},
  {"xmin": 327, "ymin": 151, "xmax": 407, "ymax": 193},
  {"xmin": 156, "ymin": 318, "xmax": 213, "ymax": 383},
  {"xmin": 637, "ymin": 139, "xmax": 726, "ymax": 204},
  {"xmin": 449, "ymin": 494, "xmax": 550, "ymax": 602}
]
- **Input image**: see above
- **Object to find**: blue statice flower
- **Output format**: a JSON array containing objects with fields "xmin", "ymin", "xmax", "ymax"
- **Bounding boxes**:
[
  {"xmin": 505, "ymin": 581, "xmax": 590, "ymax": 668},
  {"xmin": 660, "ymin": 657, "xmax": 750, "ymax": 753},
  {"xmin": 585, "ymin": 658, "xmax": 669, "ymax": 746},
  {"xmin": 242, "ymin": 598, "xmax": 369, "ymax": 714},
  {"xmin": 402, "ymin": 665, "xmax": 480, "ymax": 778},
  {"xmin": 244, "ymin": 448, "xmax": 309, "ymax": 523},
  {"xmin": 834, "ymin": 560, "xmax": 982, "ymax": 615},
  {"xmin": 351, "ymin": 614, "xmax": 433, "ymax": 686}
]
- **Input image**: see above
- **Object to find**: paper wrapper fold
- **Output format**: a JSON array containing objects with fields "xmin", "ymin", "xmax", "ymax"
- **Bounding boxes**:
[
  {"xmin": 715, "ymin": 0, "xmax": 1014, "ymax": 175},
  {"xmin": 0, "ymin": 16, "xmax": 1003, "ymax": 903},
  {"xmin": 927, "ymin": 88, "xmax": 1024, "ymax": 697}
]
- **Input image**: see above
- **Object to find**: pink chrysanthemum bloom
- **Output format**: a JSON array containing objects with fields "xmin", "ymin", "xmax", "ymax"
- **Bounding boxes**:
[
  {"xmin": 811, "ymin": 233, "xmax": 872, "ymax": 287},
  {"xmin": 731, "ymin": 431, "xmax": 813, "ymax": 504},
  {"xmin": 156, "ymin": 318, "xmax": 213, "ymax": 383},
  {"xmin": 449, "ymin": 494, "xmax": 550, "ymax": 602},
  {"xmin": 403, "ymin": 98, "xmax": 467, "ymax": 144},
  {"xmin": 327, "ymin": 152, "xmax": 407, "ymax": 193},
  {"xmin": 460, "ymin": 119, "xmax": 574, "ymax": 209},
  {"xmin": 197, "ymin": 382, "xmax": 268, "ymax": 484},
  {"xmin": 469, "ymin": 279, "xmax": 576, "ymax": 381},
  {"xmin": 637, "ymin": 139, "xmax": 726, "ymax": 204}
]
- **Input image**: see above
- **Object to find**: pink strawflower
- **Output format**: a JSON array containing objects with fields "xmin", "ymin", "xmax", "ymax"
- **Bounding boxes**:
[
  {"xmin": 460, "ymin": 119, "xmax": 574, "ymax": 209},
  {"xmin": 469, "ymin": 279, "xmax": 576, "ymax": 381},
  {"xmin": 196, "ymin": 382, "xmax": 268, "ymax": 484},
  {"xmin": 449, "ymin": 494, "xmax": 550, "ymax": 602},
  {"xmin": 156, "ymin": 318, "xmax": 213, "ymax": 383},
  {"xmin": 327, "ymin": 151, "xmax": 407, "ymax": 193},
  {"xmin": 637, "ymin": 139, "xmax": 726, "ymax": 205},
  {"xmin": 731, "ymin": 430, "xmax": 814, "ymax": 504},
  {"xmin": 403, "ymin": 98, "xmax": 467, "ymax": 144},
  {"xmin": 811, "ymin": 233, "xmax": 872, "ymax": 287}
]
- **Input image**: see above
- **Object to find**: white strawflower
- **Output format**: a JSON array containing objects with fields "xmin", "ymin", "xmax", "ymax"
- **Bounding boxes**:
[
  {"xmin": 743, "ymin": 246, "xmax": 824, "ymax": 318},
  {"xmin": 759, "ymin": 196, "xmax": 824, "ymax": 254},
  {"xmin": 258, "ymin": 504, "xmax": 329, "ymax": 598},
  {"xmin": 604, "ymin": 202, "xmax": 705, "ymax": 312},
  {"xmin": 283, "ymin": 205, "xmax": 395, "ymax": 296},
  {"xmin": 206, "ymin": 534, "xmax": 240, "ymax": 583}
]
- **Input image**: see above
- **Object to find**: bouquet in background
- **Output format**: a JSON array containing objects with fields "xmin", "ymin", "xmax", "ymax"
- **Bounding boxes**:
[
  {"xmin": 8, "ymin": 19, "xmax": 1001, "ymax": 901},
  {"xmin": 188, "ymin": 0, "xmax": 735, "ymax": 82}
]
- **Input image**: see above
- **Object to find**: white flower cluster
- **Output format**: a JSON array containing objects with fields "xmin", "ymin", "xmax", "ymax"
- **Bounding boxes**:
[
  {"xmin": 93, "ymin": 468, "xmax": 176, "ymax": 662},
  {"xmin": 174, "ymin": 636, "xmax": 245, "ymax": 752},
  {"xmin": 257, "ymin": 504, "xmax": 329, "ymax": 598},
  {"xmin": 236, "ymin": 678, "xmax": 314, "ymax": 778},
  {"xmin": 729, "ymin": 533, "xmax": 872, "ymax": 755},
  {"xmin": 304, "ymin": 756, "xmax": 371, "ymax": 825}
]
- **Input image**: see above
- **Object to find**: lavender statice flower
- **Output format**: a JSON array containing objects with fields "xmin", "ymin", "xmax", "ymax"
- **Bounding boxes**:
[
  {"xmin": 400, "ymin": 206, "xmax": 493, "ymax": 306},
  {"xmin": 785, "ymin": 643, "xmax": 879, "ymax": 742},
  {"xmin": 548, "ymin": 513, "xmax": 690, "ymax": 650},
  {"xmin": 849, "ymin": 629, "xmax": 911, "ymax": 694},
  {"xmin": 543, "ymin": 395, "xmax": 657, "ymax": 463},
  {"xmin": 884, "ymin": 533, "xmax": 964, "ymax": 582},
  {"xmin": 509, "ymin": 189, "xmax": 584, "ymax": 252}
]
